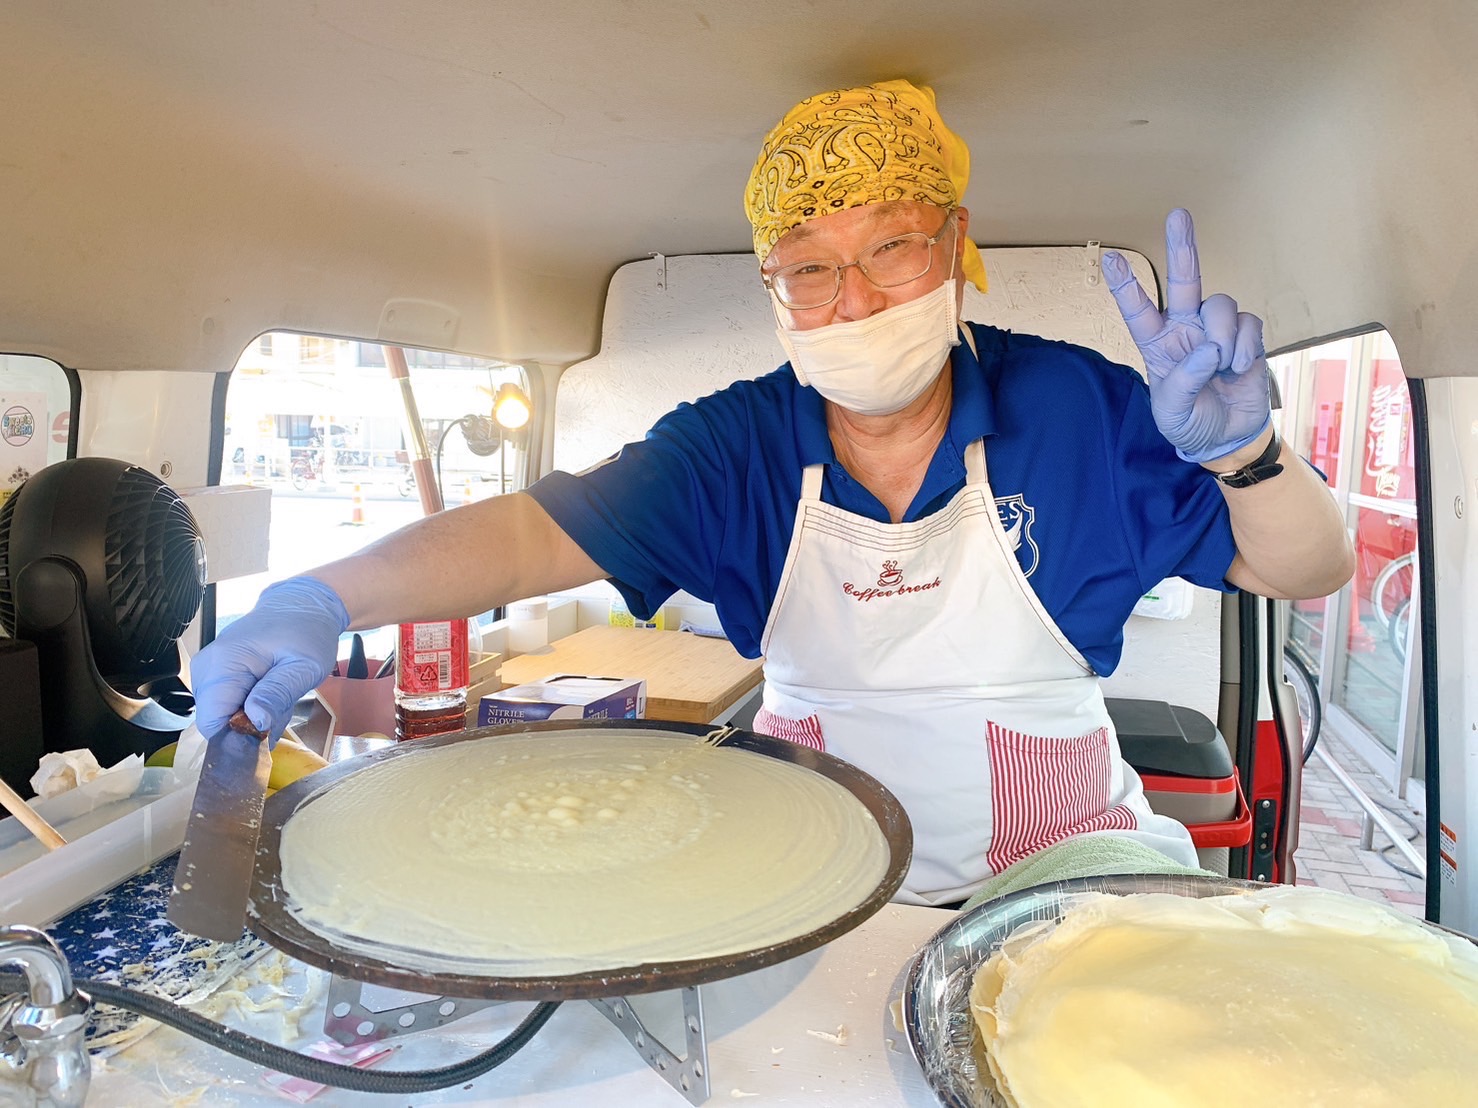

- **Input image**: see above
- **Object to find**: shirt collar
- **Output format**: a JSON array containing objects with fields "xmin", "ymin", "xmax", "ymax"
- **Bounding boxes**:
[
  {"xmin": 791, "ymin": 365, "xmax": 833, "ymax": 466},
  {"xmin": 789, "ymin": 321, "xmax": 1000, "ymax": 468},
  {"xmin": 946, "ymin": 321, "xmax": 998, "ymax": 446}
]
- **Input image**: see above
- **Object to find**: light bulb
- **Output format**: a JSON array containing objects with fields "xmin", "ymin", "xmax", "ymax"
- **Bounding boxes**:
[{"xmin": 492, "ymin": 383, "xmax": 531, "ymax": 430}]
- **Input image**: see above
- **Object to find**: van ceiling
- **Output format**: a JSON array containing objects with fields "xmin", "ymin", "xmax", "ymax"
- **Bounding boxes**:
[{"xmin": 3, "ymin": 2, "xmax": 1476, "ymax": 378}]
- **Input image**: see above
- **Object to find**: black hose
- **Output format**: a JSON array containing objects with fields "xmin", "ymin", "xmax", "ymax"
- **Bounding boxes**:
[
  {"xmin": 0, "ymin": 970, "xmax": 558, "ymax": 1095},
  {"xmin": 435, "ymin": 420, "xmax": 454, "ymax": 501}
]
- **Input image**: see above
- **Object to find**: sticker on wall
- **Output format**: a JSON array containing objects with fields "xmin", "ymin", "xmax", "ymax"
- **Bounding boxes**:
[
  {"xmin": 0, "ymin": 391, "xmax": 47, "ymax": 505},
  {"xmin": 1441, "ymin": 822, "xmax": 1459, "ymax": 886}
]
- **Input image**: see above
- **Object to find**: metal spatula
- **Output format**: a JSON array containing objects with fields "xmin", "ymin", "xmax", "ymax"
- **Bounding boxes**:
[{"xmin": 167, "ymin": 711, "xmax": 271, "ymax": 942}]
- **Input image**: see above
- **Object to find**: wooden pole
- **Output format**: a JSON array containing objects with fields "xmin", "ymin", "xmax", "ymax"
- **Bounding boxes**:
[
  {"xmin": 383, "ymin": 345, "xmax": 445, "ymax": 517},
  {"xmin": 0, "ymin": 779, "xmax": 66, "ymax": 850}
]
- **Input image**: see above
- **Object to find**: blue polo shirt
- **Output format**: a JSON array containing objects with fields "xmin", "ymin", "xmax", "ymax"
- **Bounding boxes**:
[{"xmin": 528, "ymin": 321, "xmax": 1237, "ymax": 674}]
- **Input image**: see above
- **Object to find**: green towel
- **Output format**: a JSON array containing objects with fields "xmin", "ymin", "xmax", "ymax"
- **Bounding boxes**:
[{"xmin": 959, "ymin": 834, "xmax": 1211, "ymax": 912}]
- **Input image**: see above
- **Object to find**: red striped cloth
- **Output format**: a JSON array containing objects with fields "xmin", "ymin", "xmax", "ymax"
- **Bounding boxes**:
[
  {"xmin": 753, "ymin": 707, "xmax": 826, "ymax": 751},
  {"xmin": 985, "ymin": 721, "xmax": 1137, "ymax": 873}
]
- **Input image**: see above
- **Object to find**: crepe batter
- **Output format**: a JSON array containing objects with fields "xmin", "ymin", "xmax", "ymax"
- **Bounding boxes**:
[
  {"xmin": 969, "ymin": 886, "xmax": 1478, "ymax": 1107},
  {"xmin": 279, "ymin": 730, "xmax": 892, "ymax": 976}
]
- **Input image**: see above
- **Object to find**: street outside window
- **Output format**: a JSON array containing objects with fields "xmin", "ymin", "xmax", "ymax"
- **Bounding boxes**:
[{"xmin": 217, "ymin": 334, "xmax": 530, "ymax": 656}]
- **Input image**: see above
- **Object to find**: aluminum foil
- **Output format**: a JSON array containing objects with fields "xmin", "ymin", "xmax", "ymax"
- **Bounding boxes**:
[{"xmin": 900, "ymin": 872, "xmax": 1255, "ymax": 1108}]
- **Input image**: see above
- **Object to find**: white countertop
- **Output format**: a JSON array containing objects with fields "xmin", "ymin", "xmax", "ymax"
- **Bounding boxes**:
[{"xmin": 87, "ymin": 902, "xmax": 955, "ymax": 1106}]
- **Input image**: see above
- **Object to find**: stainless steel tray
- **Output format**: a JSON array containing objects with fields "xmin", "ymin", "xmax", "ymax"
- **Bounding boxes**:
[
  {"xmin": 901, "ymin": 872, "xmax": 1255, "ymax": 1108},
  {"xmin": 247, "ymin": 718, "xmax": 912, "ymax": 1000}
]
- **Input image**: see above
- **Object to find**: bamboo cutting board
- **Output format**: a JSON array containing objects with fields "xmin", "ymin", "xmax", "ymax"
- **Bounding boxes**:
[{"xmin": 497, "ymin": 625, "xmax": 764, "ymax": 725}]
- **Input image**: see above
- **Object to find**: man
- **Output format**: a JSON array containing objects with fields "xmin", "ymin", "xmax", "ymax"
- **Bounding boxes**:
[{"xmin": 193, "ymin": 80, "xmax": 1353, "ymax": 906}]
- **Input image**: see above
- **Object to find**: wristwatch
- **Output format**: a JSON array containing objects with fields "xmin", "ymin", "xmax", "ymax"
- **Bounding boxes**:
[{"xmin": 1213, "ymin": 430, "xmax": 1285, "ymax": 489}]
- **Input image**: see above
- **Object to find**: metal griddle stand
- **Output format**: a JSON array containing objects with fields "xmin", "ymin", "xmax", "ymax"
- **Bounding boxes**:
[{"xmin": 323, "ymin": 973, "xmax": 712, "ymax": 1105}]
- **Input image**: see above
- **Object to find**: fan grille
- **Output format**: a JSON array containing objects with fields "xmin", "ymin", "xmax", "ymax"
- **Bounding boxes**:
[
  {"xmin": 0, "ymin": 490, "xmax": 16, "ymax": 634},
  {"xmin": 105, "ymin": 469, "xmax": 205, "ymax": 666}
]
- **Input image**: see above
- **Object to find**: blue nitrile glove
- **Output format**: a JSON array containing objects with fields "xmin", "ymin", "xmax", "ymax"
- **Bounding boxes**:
[
  {"xmin": 1101, "ymin": 209, "xmax": 1272, "ymax": 464},
  {"xmin": 191, "ymin": 576, "xmax": 351, "ymax": 741}
]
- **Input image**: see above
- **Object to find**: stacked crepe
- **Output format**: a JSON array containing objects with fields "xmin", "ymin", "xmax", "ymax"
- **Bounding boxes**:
[{"xmin": 969, "ymin": 885, "xmax": 1478, "ymax": 1107}]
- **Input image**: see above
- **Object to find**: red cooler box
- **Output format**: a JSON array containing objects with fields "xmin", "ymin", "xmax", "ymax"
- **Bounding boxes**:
[{"xmin": 1106, "ymin": 698, "xmax": 1252, "ymax": 849}]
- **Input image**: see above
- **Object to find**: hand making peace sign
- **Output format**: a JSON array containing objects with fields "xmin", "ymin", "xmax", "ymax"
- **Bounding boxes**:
[{"xmin": 1101, "ymin": 209, "xmax": 1272, "ymax": 465}]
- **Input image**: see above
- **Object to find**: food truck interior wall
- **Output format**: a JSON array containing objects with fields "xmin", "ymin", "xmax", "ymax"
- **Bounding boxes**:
[
  {"xmin": 4, "ymin": 3, "xmax": 1475, "ymax": 388},
  {"xmin": 4, "ymin": 2, "xmax": 1478, "ymax": 923}
]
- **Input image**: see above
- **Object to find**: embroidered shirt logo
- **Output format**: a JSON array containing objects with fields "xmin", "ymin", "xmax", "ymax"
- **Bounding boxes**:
[
  {"xmin": 842, "ymin": 559, "xmax": 942, "ymax": 602},
  {"xmin": 877, "ymin": 559, "xmax": 903, "ymax": 588},
  {"xmin": 995, "ymin": 494, "xmax": 1040, "ymax": 578}
]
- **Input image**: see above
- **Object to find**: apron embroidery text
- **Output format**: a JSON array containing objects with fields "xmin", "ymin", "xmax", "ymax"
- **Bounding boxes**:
[{"xmin": 842, "ymin": 559, "xmax": 942, "ymax": 601}]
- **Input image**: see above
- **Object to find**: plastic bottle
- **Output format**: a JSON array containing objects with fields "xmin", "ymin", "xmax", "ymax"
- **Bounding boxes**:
[
  {"xmin": 608, "ymin": 593, "xmax": 664, "ymax": 630},
  {"xmin": 394, "ymin": 618, "xmax": 470, "ymax": 741}
]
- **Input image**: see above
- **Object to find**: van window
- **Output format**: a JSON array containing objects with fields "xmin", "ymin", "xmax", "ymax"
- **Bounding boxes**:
[
  {"xmin": 1272, "ymin": 330, "xmax": 1421, "ymax": 796},
  {"xmin": 0, "ymin": 354, "xmax": 75, "ymax": 506},
  {"xmin": 217, "ymin": 334, "xmax": 530, "ymax": 653}
]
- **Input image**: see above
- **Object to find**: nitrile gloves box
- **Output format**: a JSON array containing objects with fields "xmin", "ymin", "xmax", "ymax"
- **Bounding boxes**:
[{"xmin": 478, "ymin": 674, "xmax": 647, "ymax": 726}]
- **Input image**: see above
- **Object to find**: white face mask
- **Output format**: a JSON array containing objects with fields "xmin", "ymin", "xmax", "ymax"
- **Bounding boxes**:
[{"xmin": 776, "ymin": 280, "xmax": 961, "ymax": 416}]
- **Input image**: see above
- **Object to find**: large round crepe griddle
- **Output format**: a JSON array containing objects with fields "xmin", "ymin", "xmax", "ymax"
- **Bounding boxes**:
[{"xmin": 248, "ymin": 718, "xmax": 912, "ymax": 1000}]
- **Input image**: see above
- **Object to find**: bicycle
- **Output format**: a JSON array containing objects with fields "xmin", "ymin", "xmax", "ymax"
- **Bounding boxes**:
[
  {"xmin": 290, "ymin": 450, "xmax": 323, "ymax": 491},
  {"xmin": 1370, "ymin": 551, "xmax": 1416, "ymax": 662},
  {"xmin": 394, "ymin": 450, "xmax": 416, "ymax": 497},
  {"xmin": 1282, "ymin": 645, "xmax": 1323, "ymax": 765}
]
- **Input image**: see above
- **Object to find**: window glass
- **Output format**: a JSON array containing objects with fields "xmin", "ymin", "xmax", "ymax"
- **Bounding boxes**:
[
  {"xmin": 1358, "ymin": 332, "xmax": 1415, "ymax": 501},
  {"xmin": 1278, "ymin": 329, "xmax": 1420, "ymax": 776},
  {"xmin": 218, "ymin": 335, "xmax": 530, "ymax": 655},
  {"xmin": 1301, "ymin": 337, "xmax": 1355, "ymax": 490},
  {"xmin": 1271, "ymin": 340, "xmax": 1354, "ymax": 681},
  {"xmin": 1336, "ymin": 335, "xmax": 1416, "ymax": 755},
  {"xmin": 1286, "ymin": 588, "xmax": 1329, "ymax": 684},
  {"xmin": 1339, "ymin": 505, "xmax": 1415, "ymax": 743},
  {"xmin": 0, "ymin": 354, "xmax": 73, "ymax": 506}
]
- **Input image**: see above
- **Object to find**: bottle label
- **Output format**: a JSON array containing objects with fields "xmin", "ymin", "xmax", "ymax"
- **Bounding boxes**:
[
  {"xmin": 609, "ymin": 596, "xmax": 664, "ymax": 630},
  {"xmin": 397, "ymin": 619, "xmax": 470, "ymax": 694}
]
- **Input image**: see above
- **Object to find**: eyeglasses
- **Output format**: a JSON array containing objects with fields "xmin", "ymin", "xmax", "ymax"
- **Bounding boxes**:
[{"xmin": 762, "ymin": 209, "xmax": 959, "ymax": 311}]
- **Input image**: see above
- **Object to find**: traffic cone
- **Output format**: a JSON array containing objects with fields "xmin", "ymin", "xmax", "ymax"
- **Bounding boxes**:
[
  {"xmin": 462, "ymin": 477, "xmax": 473, "ymax": 507},
  {"xmin": 346, "ymin": 483, "xmax": 366, "ymax": 526}
]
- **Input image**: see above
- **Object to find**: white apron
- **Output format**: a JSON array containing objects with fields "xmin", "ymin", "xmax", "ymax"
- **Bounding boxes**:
[{"xmin": 754, "ymin": 437, "xmax": 1198, "ymax": 905}]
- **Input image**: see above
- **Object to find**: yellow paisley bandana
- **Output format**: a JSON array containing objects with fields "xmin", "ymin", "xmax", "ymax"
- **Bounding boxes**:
[{"xmin": 745, "ymin": 79, "xmax": 987, "ymax": 292}]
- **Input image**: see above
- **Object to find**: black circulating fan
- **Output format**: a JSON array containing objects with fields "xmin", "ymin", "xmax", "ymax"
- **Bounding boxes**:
[{"xmin": 0, "ymin": 458, "xmax": 206, "ymax": 769}]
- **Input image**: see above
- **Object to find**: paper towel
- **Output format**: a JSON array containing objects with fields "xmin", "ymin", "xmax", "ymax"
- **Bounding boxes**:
[{"xmin": 30, "ymin": 750, "xmax": 144, "ymax": 803}]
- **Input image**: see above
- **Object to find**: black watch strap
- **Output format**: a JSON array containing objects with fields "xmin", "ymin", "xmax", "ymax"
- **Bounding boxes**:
[{"xmin": 1213, "ymin": 430, "xmax": 1284, "ymax": 489}]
